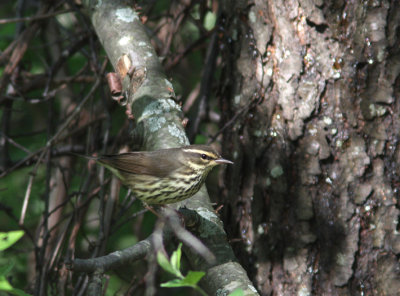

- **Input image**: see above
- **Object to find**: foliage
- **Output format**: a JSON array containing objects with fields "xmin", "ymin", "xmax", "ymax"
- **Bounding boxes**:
[
  {"xmin": 0, "ymin": 231, "xmax": 30, "ymax": 296},
  {"xmin": 229, "ymin": 288, "xmax": 245, "ymax": 296},
  {"xmin": 157, "ymin": 243, "xmax": 206, "ymax": 295}
]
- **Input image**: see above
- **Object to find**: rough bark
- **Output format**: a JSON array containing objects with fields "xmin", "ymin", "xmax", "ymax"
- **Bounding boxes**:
[{"xmin": 219, "ymin": 1, "xmax": 400, "ymax": 295}]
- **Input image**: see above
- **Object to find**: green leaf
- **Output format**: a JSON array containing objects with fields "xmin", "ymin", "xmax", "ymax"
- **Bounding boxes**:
[
  {"xmin": 160, "ymin": 279, "xmax": 186, "ymax": 288},
  {"xmin": 0, "ymin": 231, "xmax": 24, "ymax": 251},
  {"xmin": 170, "ymin": 243, "xmax": 182, "ymax": 272},
  {"xmin": 204, "ymin": 11, "xmax": 216, "ymax": 31},
  {"xmin": 157, "ymin": 251, "xmax": 175, "ymax": 276},
  {"xmin": 161, "ymin": 271, "xmax": 205, "ymax": 288},
  {"xmin": 157, "ymin": 244, "xmax": 185, "ymax": 279},
  {"xmin": 0, "ymin": 260, "xmax": 14, "ymax": 276},
  {"xmin": 229, "ymin": 288, "xmax": 245, "ymax": 296},
  {"xmin": 181, "ymin": 271, "xmax": 205, "ymax": 285},
  {"xmin": 0, "ymin": 276, "xmax": 13, "ymax": 291},
  {"xmin": 158, "ymin": 245, "xmax": 206, "ymax": 294},
  {"xmin": 0, "ymin": 276, "xmax": 31, "ymax": 296}
]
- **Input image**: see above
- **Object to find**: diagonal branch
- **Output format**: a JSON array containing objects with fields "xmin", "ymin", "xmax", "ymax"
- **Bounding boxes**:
[{"xmin": 81, "ymin": 1, "xmax": 258, "ymax": 294}]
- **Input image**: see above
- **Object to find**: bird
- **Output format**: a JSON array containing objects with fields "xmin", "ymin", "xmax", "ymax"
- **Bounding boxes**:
[{"xmin": 80, "ymin": 145, "xmax": 233, "ymax": 204}]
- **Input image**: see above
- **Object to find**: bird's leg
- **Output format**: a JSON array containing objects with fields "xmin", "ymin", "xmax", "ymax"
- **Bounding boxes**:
[{"xmin": 142, "ymin": 203, "xmax": 162, "ymax": 218}]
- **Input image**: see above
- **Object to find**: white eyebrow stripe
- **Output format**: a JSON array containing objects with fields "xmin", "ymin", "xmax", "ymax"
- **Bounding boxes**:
[{"xmin": 182, "ymin": 149, "xmax": 216, "ymax": 157}]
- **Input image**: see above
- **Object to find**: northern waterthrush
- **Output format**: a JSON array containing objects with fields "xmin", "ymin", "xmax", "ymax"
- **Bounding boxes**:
[{"xmin": 84, "ymin": 145, "xmax": 233, "ymax": 204}]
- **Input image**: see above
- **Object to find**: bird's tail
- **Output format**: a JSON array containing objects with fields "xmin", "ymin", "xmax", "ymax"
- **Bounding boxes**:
[{"xmin": 68, "ymin": 152, "xmax": 98, "ymax": 161}]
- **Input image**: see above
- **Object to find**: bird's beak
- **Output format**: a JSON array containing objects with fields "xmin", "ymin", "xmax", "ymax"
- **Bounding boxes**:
[{"xmin": 215, "ymin": 158, "xmax": 234, "ymax": 165}]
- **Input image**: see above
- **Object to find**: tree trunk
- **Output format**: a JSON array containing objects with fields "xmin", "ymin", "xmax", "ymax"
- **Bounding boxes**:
[{"xmin": 219, "ymin": 1, "xmax": 400, "ymax": 295}]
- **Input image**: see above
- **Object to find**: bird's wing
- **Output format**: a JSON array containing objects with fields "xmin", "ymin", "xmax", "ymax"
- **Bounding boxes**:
[{"xmin": 97, "ymin": 149, "xmax": 182, "ymax": 178}]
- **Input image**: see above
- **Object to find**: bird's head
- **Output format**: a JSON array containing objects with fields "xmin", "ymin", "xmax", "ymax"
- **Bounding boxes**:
[{"xmin": 181, "ymin": 145, "xmax": 233, "ymax": 173}]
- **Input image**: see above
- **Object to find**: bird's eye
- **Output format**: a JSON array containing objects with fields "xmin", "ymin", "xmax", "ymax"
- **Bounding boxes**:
[{"xmin": 201, "ymin": 154, "xmax": 207, "ymax": 160}]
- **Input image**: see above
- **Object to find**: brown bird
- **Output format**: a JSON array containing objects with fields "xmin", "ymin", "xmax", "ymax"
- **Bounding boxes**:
[{"xmin": 82, "ymin": 145, "xmax": 233, "ymax": 204}]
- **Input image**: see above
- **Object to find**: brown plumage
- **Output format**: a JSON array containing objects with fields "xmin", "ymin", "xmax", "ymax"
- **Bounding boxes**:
[{"xmin": 82, "ymin": 145, "xmax": 233, "ymax": 204}]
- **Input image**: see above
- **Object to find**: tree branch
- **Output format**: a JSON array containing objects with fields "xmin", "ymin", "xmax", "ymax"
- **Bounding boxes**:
[
  {"xmin": 81, "ymin": 1, "xmax": 258, "ymax": 294},
  {"xmin": 72, "ymin": 234, "xmax": 156, "ymax": 273}
]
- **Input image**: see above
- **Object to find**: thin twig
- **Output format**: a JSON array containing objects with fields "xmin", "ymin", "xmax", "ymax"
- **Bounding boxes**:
[
  {"xmin": 187, "ymin": 28, "xmax": 219, "ymax": 142},
  {"xmin": 0, "ymin": 9, "xmax": 73, "ymax": 24},
  {"xmin": 208, "ymin": 103, "xmax": 250, "ymax": 144},
  {"xmin": 19, "ymin": 69, "xmax": 104, "ymax": 224},
  {"xmin": 0, "ymin": 115, "xmax": 105, "ymax": 178}
]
